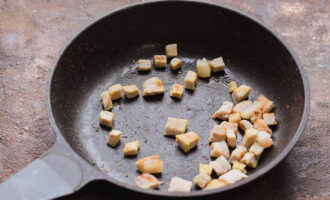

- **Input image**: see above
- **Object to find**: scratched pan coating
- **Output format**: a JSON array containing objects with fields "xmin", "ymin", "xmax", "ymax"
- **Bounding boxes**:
[{"xmin": 49, "ymin": 1, "xmax": 309, "ymax": 197}]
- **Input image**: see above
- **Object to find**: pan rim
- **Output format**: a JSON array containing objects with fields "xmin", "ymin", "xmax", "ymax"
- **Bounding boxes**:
[{"xmin": 45, "ymin": 0, "xmax": 311, "ymax": 197}]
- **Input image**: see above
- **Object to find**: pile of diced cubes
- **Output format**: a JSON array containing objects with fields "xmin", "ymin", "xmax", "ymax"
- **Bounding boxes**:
[{"xmin": 98, "ymin": 44, "xmax": 277, "ymax": 192}]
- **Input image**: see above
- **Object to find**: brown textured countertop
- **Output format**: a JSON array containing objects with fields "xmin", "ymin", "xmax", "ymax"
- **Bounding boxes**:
[{"xmin": 0, "ymin": 0, "xmax": 329, "ymax": 199}]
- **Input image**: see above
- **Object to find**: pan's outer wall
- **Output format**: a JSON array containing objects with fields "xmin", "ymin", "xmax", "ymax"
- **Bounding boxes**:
[{"xmin": 49, "ymin": 1, "xmax": 309, "ymax": 197}]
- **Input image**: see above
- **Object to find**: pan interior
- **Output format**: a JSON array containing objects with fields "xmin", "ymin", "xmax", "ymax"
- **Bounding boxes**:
[{"xmin": 50, "ymin": 1, "xmax": 305, "ymax": 191}]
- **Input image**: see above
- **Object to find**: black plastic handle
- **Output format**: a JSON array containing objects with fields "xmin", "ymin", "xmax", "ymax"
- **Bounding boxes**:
[
  {"xmin": 0, "ymin": 152, "xmax": 82, "ymax": 200},
  {"xmin": 0, "ymin": 134, "xmax": 106, "ymax": 200}
]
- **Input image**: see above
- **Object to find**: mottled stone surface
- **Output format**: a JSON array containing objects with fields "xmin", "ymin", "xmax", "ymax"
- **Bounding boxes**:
[{"xmin": 0, "ymin": 0, "xmax": 329, "ymax": 199}]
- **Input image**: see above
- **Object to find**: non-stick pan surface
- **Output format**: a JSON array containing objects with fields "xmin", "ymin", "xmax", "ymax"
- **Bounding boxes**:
[{"xmin": 48, "ymin": 0, "xmax": 309, "ymax": 197}]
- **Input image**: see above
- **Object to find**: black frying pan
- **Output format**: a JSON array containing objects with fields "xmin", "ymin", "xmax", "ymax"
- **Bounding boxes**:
[{"xmin": 0, "ymin": 1, "xmax": 310, "ymax": 199}]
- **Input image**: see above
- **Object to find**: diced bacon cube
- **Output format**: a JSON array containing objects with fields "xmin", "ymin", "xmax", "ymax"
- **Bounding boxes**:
[
  {"xmin": 164, "ymin": 117, "xmax": 189, "ymax": 136},
  {"xmin": 212, "ymin": 101, "xmax": 234, "ymax": 120},
  {"xmin": 209, "ymin": 156, "xmax": 231, "ymax": 176},
  {"xmin": 219, "ymin": 169, "xmax": 248, "ymax": 184},
  {"xmin": 168, "ymin": 177, "xmax": 192, "ymax": 192},
  {"xmin": 135, "ymin": 173, "xmax": 163, "ymax": 189},
  {"xmin": 193, "ymin": 173, "xmax": 212, "ymax": 189},
  {"xmin": 176, "ymin": 132, "xmax": 200, "ymax": 153},
  {"xmin": 209, "ymin": 125, "xmax": 226, "ymax": 142},
  {"xmin": 263, "ymin": 113, "xmax": 277, "ymax": 126},
  {"xmin": 210, "ymin": 141, "xmax": 230, "ymax": 158},
  {"xmin": 241, "ymin": 128, "xmax": 258, "ymax": 149},
  {"xmin": 232, "ymin": 85, "xmax": 251, "ymax": 103},
  {"xmin": 254, "ymin": 119, "xmax": 272, "ymax": 134},
  {"xmin": 135, "ymin": 155, "xmax": 163, "ymax": 174},
  {"xmin": 230, "ymin": 146, "xmax": 247, "ymax": 161}
]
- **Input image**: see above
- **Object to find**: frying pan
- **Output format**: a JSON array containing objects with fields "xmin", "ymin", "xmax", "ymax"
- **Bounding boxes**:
[{"xmin": 0, "ymin": 1, "xmax": 310, "ymax": 199}]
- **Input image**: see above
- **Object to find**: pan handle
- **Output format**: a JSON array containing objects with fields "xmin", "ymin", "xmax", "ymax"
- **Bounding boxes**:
[
  {"xmin": 0, "ymin": 152, "xmax": 82, "ymax": 200},
  {"xmin": 0, "ymin": 140, "xmax": 105, "ymax": 200}
]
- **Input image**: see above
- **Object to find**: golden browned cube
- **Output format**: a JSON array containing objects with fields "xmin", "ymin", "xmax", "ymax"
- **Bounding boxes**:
[
  {"xmin": 228, "ymin": 81, "xmax": 237, "ymax": 93},
  {"xmin": 199, "ymin": 164, "xmax": 213, "ymax": 176},
  {"xmin": 165, "ymin": 43, "xmax": 178, "ymax": 57},
  {"xmin": 136, "ymin": 59, "xmax": 151, "ymax": 71},
  {"xmin": 209, "ymin": 141, "xmax": 229, "ymax": 158},
  {"xmin": 240, "ymin": 152, "xmax": 258, "ymax": 168},
  {"xmin": 170, "ymin": 58, "xmax": 182, "ymax": 70},
  {"xmin": 209, "ymin": 155, "xmax": 231, "ymax": 176},
  {"xmin": 255, "ymin": 94, "xmax": 275, "ymax": 113},
  {"xmin": 175, "ymin": 131, "xmax": 200, "ymax": 152},
  {"xmin": 122, "ymin": 85, "xmax": 140, "ymax": 99},
  {"xmin": 228, "ymin": 113, "xmax": 241, "ymax": 123},
  {"xmin": 230, "ymin": 146, "xmax": 247, "ymax": 161},
  {"xmin": 170, "ymin": 83, "xmax": 184, "ymax": 99},
  {"xmin": 135, "ymin": 155, "xmax": 163, "ymax": 173},
  {"xmin": 256, "ymin": 131, "xmax": 273, "ymax": 148},
  {"xmin": 109, "ymin": 84, "xmax": 123, "ymax": 100},
  {"xmin": 209, "ymin": 125, "xmax": 226, "ymax": 142},
  {"xmin": 263, "ymin": 113, "xmax": 277, "ymax": 126},
  {"xmin": 249, "ymin": 142, "xmax": 264, "ymax": 158},
  {"xmin": 212, "ymin": 101, "xmax": 234, "ymax": 120},
  {"xmin": 231, "ymin": 85, "xmax": 252, "ymax": 103},
  {"xmin": 219, "ymin": 121, "xmax": 238, "ymax": 133},
  {"xmin": 123, "ymin": 141, "xmax": 140, "ymax": 156},
  {"xmin": 142, "ymin": 77, "xmax": 165, "ymax": 96},
  {"xmin": 193, "ymin": 173, "xmax": 211, "ymax": 189},
  {"xmin": 209, "ymin": 57, "xmax": 225, "ymax": 72},
  {"xmin": 184, "ymin": 70, "xmax": 198, "ymax": 90},
  {"xmin": 205, "ymin": 179, "xmax": 228, "ymax": 190},
  {"xmin": 238, "ymin": 120, "xmax": 253, "ymax": 132},
  {"xmin": 100, "ymin": 90, "xmax": 113, "ymax": 110},
  {"xmin": 226, "ymin": 129, "xmax": 237, "ymax": 148},
  {"xmin": 106, "ymin": 130, "xmax": 123, "ymax": 147},
  {"xmin": 262, "ymin": 100, "xmax": 275, "ymax": 113},
  {"xmin": 99, "ymin": 111, "xmax": 114, "ymax": 128},
  {"xmin": 164, "ymin": 117, "xmax": 189, "ymax": 136},
  {"xmin": 241, "ymin": 128, "xmax": 258, "ymax": 149},
  {"xmin": 232, "ymin": 161, "xmax": 247, "ymax": 173},
  {"xmin": 154, "ymin": 55, "xmax": 167, "ymax": 68},
  {"xmin": 232, "ymin": 100, "xmax": 253, "ymax": 113},
  {"xmin": 254, "ymin": 119, "xmax": 272, "ymax": 134},
  {"xmin": 240, "ymin": 102, "xmax": 262, "ymax": 119},
  {"xmin": 135, "ymin": 173, "xmax": 163, "ymax": 189}
]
